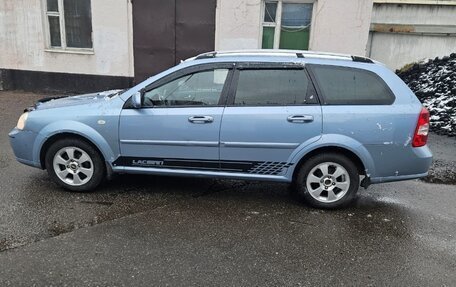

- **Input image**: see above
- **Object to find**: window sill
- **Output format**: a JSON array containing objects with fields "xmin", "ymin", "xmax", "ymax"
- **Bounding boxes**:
[{"xmin": 45, "ymin": 48, "xmax": 94, "ymax": 55}]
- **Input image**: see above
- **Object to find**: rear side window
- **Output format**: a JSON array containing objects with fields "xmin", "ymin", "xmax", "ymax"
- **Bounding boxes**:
[
  {"xmin": 233, "ymin": 69, "xmax": 317, "ymax": 106},
  {"xmin": 310, "ymin": 65, "xmax": 395, "ymax": 105}
]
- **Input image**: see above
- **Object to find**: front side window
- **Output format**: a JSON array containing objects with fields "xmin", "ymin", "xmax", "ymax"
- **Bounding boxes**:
[
  {"xmin": 234, "ymin": 69, "xmax": 315, "ymax": 106},
  {"xmin": 45, "ymin": 0, "xmax": 93, "ymax": 49},
  {"xmin": 143, "ymin": 69, "xmax": 229, "ymax": 107},
  {"xmin": 310, "ymin": 65, "xmax": 395, "ymax": 105},
  {"xmin": 261, "ymin": 1, "xmax": 313, "ymax": 50}
]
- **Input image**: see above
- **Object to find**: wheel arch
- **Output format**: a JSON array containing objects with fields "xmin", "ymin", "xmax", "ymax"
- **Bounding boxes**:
[
  {"xmin": 288, "ymin": 134, "xmax": 376, "ymax": 182},
  {"xmin": 291, "ymin": 146, "xmax": 367, "ymax": 182},
  {"xmin": 34, "ymin": 121, "xmax": 117, "ymax": 169},
  {"xmin": 39, "ymin": 132, "xmax": 105, "ymax": 169}
]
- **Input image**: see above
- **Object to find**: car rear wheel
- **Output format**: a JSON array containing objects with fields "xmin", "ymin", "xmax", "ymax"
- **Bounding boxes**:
[
  {"xmin": 45, "ymin": 138, "xmax": 105, "ymax": 192},
  {"xmin": 292, "ymin": 153, "xmax": 359, "ymax": 209}
]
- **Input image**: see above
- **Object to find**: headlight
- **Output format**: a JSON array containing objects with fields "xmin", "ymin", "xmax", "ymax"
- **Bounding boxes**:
[{"xmin": 16, "ymin": 112, "xmax": 29, "ymax": 130}]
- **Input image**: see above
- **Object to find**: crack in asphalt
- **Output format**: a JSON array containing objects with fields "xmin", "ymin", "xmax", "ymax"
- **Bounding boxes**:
[{"xmin": 0, "ymin": 201, "xmax": 174, "ymax": 253}]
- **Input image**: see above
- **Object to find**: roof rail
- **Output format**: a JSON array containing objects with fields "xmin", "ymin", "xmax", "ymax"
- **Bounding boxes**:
[
  {"xmin": 194, "ymin": 50, "xmax": 305, "ymax": 60},
  {"xmin": 351, "ymin": 55, "xmax": 374, "ymax": 63},
  {"xmin": 195, "ymin": 52, "xmax": 217, "ymax": 60},
  {"xmin": 192, "ymin": 50, "xmax": 374, "ymax": 63}
]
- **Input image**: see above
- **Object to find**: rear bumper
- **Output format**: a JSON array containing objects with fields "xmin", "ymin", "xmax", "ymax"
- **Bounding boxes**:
[
  {"xmin": 369, "ymin": 145, "xmax": 432, "ymax": 184},
  {"xmin": 9, "ymin": 128, "xmax": 41, "ymax": 168}
]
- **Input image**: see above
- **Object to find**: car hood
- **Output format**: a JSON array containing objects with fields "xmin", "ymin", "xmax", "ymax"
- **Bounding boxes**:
[{"xmin": 28, "ymin": 89, "xmax": 124, "ymax": 111}]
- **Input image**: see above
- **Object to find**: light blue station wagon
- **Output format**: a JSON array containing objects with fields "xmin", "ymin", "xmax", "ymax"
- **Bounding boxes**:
[{"xmin": 9, "ymin": 50, "xmax": 432, "ymax": 209}]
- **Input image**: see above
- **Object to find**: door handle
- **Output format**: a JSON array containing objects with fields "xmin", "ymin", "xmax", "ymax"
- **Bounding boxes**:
[
  {"xmin": 188, "ymin": 115, "xmax": 214, "ymax": 124},
  {"xmin": 287, "ymin": 115, "xmax": 314, "ymax": 123}
]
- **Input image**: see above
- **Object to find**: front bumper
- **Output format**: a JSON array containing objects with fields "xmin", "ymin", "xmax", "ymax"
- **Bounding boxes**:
[{"xmin": 9, "ymin": 128, "xmax": 41, "ymax": 168}]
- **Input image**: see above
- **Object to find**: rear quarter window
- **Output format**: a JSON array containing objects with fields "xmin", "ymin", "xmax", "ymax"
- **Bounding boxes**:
[{"xmin": 309, "ymin": 65, "xmax": 395, "ymax": 105}]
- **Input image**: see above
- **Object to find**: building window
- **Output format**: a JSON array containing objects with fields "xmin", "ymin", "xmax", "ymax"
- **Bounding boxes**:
[
  {"xmin": 45, "ymin": 0, "xmax": 93, "ymax": 50},
  {"xmin": 261, "ymin": 1, "xmax": 313, "ymax": 50}
]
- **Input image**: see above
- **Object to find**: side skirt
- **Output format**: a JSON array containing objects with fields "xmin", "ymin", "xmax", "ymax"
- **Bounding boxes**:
[{"xmin": 370, "ymin": 172, "xmax": 429, "ymax": 184}]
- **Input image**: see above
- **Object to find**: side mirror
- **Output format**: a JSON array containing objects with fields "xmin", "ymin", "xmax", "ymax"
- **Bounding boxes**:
[{"xmin": 131, "ymin": 91, "xmax": 142, "ymax": 109}]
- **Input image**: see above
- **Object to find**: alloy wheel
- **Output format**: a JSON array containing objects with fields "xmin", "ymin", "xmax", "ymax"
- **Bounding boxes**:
[
  {"xmin": 305, "ymin": 162, "xmax": 351, "ymax": 203},
  {"xmin": 52, "ymin": 146, "xmax": 94, "ymax": 186}
]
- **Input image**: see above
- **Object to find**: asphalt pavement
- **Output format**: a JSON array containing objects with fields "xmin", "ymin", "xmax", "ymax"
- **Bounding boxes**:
[{"xmin": 0, "ymin": 91, "xmax": 455, "ymax": 286}]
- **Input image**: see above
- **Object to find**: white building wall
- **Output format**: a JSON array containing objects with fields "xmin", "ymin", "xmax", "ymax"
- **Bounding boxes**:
[
  {"xmin": 309, "ymin": 0, "xmax": 373, "ymax": 56},
  {"xmin": 369, "ymin": 3, "xmax": 456, "ymax": 70},
  {"xmin": 0, "ymin": 0, "xmax": 133, "ymax": 77},
  {"xmin": 215, "ymin": 0, "xmax": 373, "ymax": 56},
  {"xmin": 215, "ymin": 0, "xmax": 263, "ymax": 51}
]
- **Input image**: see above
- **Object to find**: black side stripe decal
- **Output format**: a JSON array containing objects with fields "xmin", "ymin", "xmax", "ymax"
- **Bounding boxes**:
[{"xmin": 112, "ymin": 157, "xmax": 293, "ymax": 175}]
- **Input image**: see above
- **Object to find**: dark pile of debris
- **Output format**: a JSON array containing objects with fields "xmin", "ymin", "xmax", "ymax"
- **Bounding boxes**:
[{"xmin": 397, "ymin": 54, "xmax": 456, "ymax": 137}]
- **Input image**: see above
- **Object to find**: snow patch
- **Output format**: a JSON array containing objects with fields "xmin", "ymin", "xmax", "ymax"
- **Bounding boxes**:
[{"xmin": 397, "ymin": 54, "xmax": 456, "ymax": 137}]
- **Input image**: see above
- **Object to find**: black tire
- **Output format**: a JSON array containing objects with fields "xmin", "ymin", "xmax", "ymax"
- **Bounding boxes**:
[
  {"xmin": 45, "ymin": 138, "xmax": 106, "ymax": 192},
  {"xmin": 291, "ymin": 153, "xmax": 359, "ymax": 209}
]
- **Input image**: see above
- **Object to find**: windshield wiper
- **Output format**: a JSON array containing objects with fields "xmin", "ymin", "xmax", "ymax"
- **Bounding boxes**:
[{"xmin": 108, "ymin": 89, "xmax": 127, "ymax": 98}]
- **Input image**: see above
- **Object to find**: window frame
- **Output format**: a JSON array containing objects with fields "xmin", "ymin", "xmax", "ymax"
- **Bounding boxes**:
[
  {"xmin": 130, "ymin": 63, "xmax": 235, "ymax": 109},
  {"xmin": 42, "ymin": 0, "xmax": 94, "ymax": 54},
  {"xmin": 260, "ymin": 0, "xmax": 315, "ymax": 50},
  {"xmin": 306, "ymin": 64, "xmax": 396, "ymax": 106},
  {"xmin": 226, "ymin": 62, "xmax": 320, "ymax": 107}
]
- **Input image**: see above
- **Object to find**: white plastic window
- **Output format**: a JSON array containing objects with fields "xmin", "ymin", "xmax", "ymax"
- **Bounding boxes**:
[
  {"xmin": 261, "ymin": 0, "xmax": 314, "ymax": 50},
  {"xmin": 44, "ymin": 0, "xmax": 93, "ymax": 51}
]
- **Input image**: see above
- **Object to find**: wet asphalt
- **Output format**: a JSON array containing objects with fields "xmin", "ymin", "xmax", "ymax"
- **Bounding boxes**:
[{"xmin": 0, "ymin": 91, "xmax": 455, "ymax": 286}]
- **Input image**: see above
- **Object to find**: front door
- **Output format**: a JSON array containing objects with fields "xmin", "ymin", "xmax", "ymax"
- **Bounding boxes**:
[
  {"xmin": 219, "ymin": 64, "xmax": 322, "ymax": 175},
  {"xmin": 118, "ymin": 64, "xmax": 233, "ymax": 171}
]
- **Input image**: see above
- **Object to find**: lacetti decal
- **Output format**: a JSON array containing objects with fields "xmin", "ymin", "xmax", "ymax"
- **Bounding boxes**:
[{"xmin": 132, "ymin": 159, "xmax": 164, "ymax": 167}]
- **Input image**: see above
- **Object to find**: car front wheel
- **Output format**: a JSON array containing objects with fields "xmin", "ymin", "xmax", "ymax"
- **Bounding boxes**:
[
  {"xmin": 292, "ymin": 153, "xmax": 360, "ymax": 209},
  {"xmin": 45, "ymin": 138, "xmax": 105, "ymax": 192}
]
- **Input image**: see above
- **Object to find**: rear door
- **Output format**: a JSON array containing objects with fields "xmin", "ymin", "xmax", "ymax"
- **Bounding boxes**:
[{"xmin": 219, "ymin": 63, "xmax": 322, "ymax": 175}]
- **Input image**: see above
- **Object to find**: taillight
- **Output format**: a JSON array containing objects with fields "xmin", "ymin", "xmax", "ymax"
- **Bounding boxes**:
[{"xmin": 412, "ymin": 107, "xmax": 430, "ymax": 147}]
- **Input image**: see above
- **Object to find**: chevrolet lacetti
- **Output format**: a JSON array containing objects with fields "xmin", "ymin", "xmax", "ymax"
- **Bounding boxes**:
[{"xmin": 9, "ymin": 50, "xmax": 433, "ymax": 209}]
